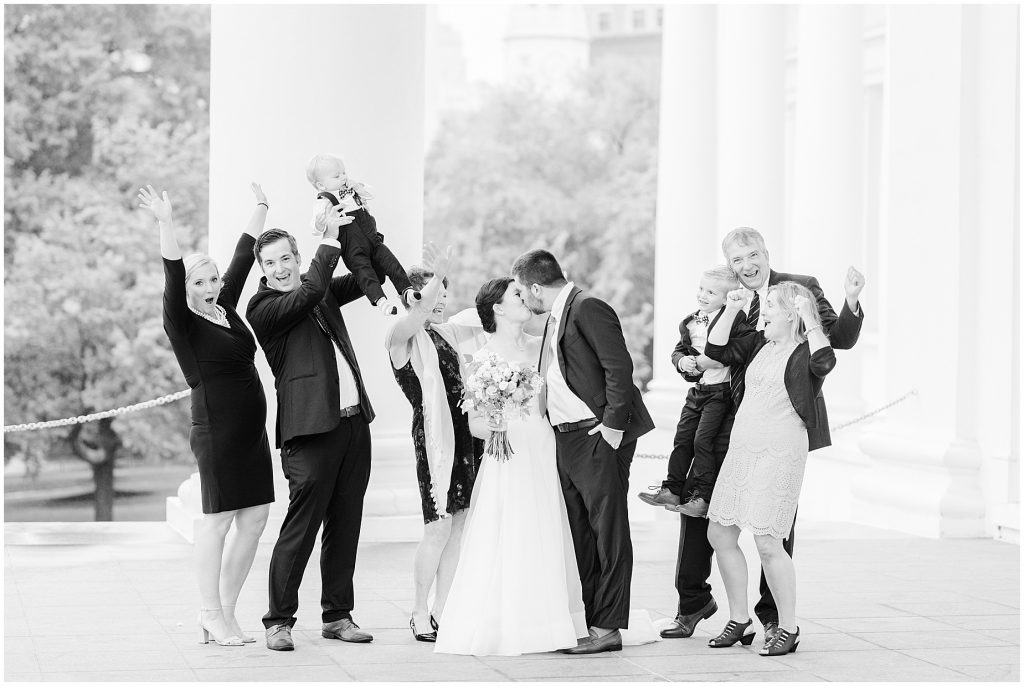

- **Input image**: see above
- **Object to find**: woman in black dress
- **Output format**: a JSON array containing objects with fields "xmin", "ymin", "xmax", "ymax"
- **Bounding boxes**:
[
  {"xmin": 384, "ymin": 245, "xmax": 484, "ymax": 642},
  {"xmin": 139, "ymin": 183, "xmax": 274, "ymax": 647}
]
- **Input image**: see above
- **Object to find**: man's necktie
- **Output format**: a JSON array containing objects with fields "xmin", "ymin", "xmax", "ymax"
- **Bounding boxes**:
[
  {"xmin": 540, "ymin": 316, "xmax": 557, "ymax": 374},
  {"xmin": 747, "ymin": 291, "xmax": 760, "ymax": 328},
  {"xmin": 312, "ymin": 304, "xmax": 345, "ymax": 357}
]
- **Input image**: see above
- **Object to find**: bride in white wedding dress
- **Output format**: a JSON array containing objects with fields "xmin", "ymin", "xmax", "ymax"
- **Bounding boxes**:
[{"xmin": 434, "ymin": 277, "xmax": 589, "ymax": 656}]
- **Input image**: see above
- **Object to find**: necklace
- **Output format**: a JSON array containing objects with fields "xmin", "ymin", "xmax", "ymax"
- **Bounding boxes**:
[{"xmin": 190, "ymin": 303, "xmax": 230, "ymax": 328}]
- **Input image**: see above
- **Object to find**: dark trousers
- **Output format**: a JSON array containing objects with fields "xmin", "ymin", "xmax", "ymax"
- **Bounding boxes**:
[
  {"xmin": 555, "ymin": 428, "xmax": 635, "ymax": 630},
  {"xmin": 340, "ymin": 208, "xmax": 412, "ymax": 305},
  {"xmin": 662, "ymin": 383, "xmax": 732, "ymax": 500},
  {"xmin": 672, "ymin": 409, "xmax": 794, "ymax": 623},
  {"xmin": 263, "ymin": 415, "xmax": 372, "ymax": 628}
]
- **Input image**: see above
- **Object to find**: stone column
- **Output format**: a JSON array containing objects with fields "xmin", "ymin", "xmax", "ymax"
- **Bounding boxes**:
[
  {"xmin": 715, "ymin": 5, "xmax": 786, "ymax": 251},
  {"xmin": 635, "ymin": 4, "xmax": 718, "ymax": 523},
  {"xmin": 853, "ymin": 5, "xmax": 995, "ymax": 537},
  {"xmin": 168, "ymin": 5, "xmax": 427, "ymax": 542},
  {"xmin": 790, "ymin": 5, "xmax": 865, "ymax": 420}
]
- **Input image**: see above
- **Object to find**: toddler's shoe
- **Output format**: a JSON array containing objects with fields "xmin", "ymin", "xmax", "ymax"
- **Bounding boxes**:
[
  {"xmin": 403, "ymin": 288, "xmax": 422, "ymax": 306},
  {"xmin": 376, "ymin": 297, "xmax": 400, "ymax": 317}
]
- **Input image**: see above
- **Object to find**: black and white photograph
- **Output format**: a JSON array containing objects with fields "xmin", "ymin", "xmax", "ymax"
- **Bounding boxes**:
[{"xmin": 4, "ymin": 2, "xmax": 1020, "ymax": 682}]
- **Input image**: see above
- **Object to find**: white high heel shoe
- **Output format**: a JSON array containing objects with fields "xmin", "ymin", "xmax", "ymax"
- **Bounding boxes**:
[
  {"xmin": 198, "ymin": 609, "xmax": 244, "ymax": 646},
  {"xmin": 222, "ymin": 604, "xmax": 255, "ymax": 643}
]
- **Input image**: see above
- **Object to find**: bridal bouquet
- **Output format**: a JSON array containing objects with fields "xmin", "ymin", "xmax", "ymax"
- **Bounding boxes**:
[{"xmin": 461, "ymin": 352, "xmax": 545, "ymax": 462}]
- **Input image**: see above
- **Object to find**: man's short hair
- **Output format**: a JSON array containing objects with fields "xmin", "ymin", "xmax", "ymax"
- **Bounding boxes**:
[
  {"xmin": 510, "ymin": 249, "xmax": 567, "ymax": 288},
  {"xmin": 721, "ymin": 226, "xmax": 767, "ymax": 257},
  {"xmin": 254, "ymin": 228, "xmax": 299, "ymax": 264},
  {"xmin": 702, "ymin": 265, "xmax": 740, "ymax": 287}
]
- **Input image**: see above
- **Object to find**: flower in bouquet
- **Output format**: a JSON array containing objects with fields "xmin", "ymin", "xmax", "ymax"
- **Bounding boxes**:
[{"xmin": 461, "ymin": 352, "xmax": 544, "ymax": 461}]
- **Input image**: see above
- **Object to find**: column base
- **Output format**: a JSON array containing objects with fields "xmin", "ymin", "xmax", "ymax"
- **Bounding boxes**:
[{"xmin": 852, "ymin": 427, "xmax": 986, "ymax": 538}]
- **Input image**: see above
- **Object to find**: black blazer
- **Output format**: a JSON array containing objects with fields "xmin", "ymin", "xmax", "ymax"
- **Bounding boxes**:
[
  {"xmin": 670, "ymin": 307, "xmax": 755, "ymax": 384},
  {"xmin": 544, "ymin": 286, "xmax": 655, "ymax": 445},
  {"xmin": 246, "ymin": 243, "xmax": 378, "ymax": 448}
]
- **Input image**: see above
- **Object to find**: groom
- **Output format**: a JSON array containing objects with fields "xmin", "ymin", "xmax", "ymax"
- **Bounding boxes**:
[{"xmin": 512, "ymin": 250, "xmax": 655, "ymax": 654}]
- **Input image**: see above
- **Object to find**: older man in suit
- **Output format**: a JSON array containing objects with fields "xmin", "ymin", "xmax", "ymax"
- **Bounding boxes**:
[
  {"xmin": 246, "ymin": 209, "xmax": 382, "ymax": 651},
  {"xmin": 662, "ymin": 226, "xmax": 865, "ymax": 644},
  {"xmin": 513, "ymin": 249, "xmax": 655, "ymax": 655}
]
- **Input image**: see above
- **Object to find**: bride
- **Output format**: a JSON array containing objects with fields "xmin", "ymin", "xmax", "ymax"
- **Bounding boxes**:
[{"xmin": 434, "ymin": 277, "xmax": 589, "ymax": 656}]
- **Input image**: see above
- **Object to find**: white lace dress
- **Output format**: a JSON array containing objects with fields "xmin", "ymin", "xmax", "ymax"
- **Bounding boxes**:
[{"xmin": 707, "ymin": 341, "xmax": 808, "ymax": 539}]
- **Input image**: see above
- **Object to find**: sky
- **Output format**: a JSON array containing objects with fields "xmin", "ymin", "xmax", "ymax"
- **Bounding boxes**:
[{"xmin": 436, "ymin": 4, "xmax": 510, "ymax": 84}]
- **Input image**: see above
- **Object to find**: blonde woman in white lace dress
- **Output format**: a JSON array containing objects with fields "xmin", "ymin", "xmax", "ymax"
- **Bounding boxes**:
[{"xmin": 701, "ymin": 281, "xmax": 835, "ymax": 657}]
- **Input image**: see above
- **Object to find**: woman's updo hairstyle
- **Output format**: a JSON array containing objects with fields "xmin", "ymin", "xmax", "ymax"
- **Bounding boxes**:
[{"xmin": 475, "ymin": 276, "xmax": 514, "ymax": 334}]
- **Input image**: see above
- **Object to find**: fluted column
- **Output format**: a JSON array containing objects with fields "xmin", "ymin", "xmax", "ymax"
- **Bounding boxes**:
[
  {"xmin": 168, "ymin": 5, "xmax": 427, "ymax": 542},
  {"xmin": 716, "ymin": 5, "xmax": 785, "ymax": 250}
]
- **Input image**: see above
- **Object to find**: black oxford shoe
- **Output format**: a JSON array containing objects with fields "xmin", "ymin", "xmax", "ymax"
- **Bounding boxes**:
[{"xmin": 661, "ymin": 598, "xmax": 718, "ymax": 639}]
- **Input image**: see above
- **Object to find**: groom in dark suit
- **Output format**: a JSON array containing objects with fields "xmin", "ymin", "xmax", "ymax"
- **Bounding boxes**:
[
  {"xmin": 512, "ymin": 249, "xmax": 655, "ymax": 654},
  {"xmin": 662, "ymin": 226, "xmax": 865, "ymax": 643},
  {"xmin": 246, "ymin": 211, "xmax": 381, "ymax": 651}
]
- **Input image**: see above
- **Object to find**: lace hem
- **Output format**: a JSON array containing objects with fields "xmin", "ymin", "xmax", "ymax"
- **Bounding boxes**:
[{"xmin": 707, "ymin": 512, "xmax": 791, "ymax": 539}]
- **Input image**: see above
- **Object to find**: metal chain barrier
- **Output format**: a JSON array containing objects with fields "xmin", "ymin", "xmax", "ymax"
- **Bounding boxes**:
[
  {"xmin": 4, "ymin": 387, "xmax": 919, "ymax": 440},
  {"xmin": 636, "ymin": 389, "xmax": 919, "ymax": 460},
  {"xmin": 3, "ymin": 390, "xmax": 190, "ymax": 434}
]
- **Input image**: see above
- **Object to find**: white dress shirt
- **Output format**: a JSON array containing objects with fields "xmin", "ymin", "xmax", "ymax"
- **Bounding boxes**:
[
  {"xmin": 686, "ymin": 314, "xmax": 731, "ymax": 385},
  {"xmin": 317, "ymin": 236, "xmax": 360, "ymax": 409},
  {"xmin": 544, "ymin": 282, "xmax": 597, "ymax": 425}
]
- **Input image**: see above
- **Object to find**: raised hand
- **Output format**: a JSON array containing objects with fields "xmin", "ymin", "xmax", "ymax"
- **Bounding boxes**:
[
  {"xmin": 794, "ymin": 294, "xmax": 815, "ymax": 322},
  {"xmin": 845, "ymin": 266, "xmax": 865, "ymax": 304},
  {"xmin": 251, "ymin": 182, "xmax": 268, "ymax": 206},
  {"xmin": 422, "ymin": 242, "xmax": 452, "ymax": 280},
  {"xmin": 725, "ymin": 288, "xmax": 747, "ymax": 312},
  {"xmin": 137, "ymin": 184, "xmax": 172, "ymax": 223},
  {"xmin": 324, "ymin": 205, "xmax": 354, "ymax": 241}
]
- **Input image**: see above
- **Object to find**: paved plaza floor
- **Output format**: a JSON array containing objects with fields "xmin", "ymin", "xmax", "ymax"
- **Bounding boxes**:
[{"xmin": 4, "ymin": 519, "xmax": 1019, "ymax": 682}]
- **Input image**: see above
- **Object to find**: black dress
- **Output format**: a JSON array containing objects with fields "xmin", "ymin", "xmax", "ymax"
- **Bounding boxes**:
[
  {"xmin": 392, "ymin": 328, "xmax": 478, "ymax": 524},
  {"xmin": 163, "ymin": 234, "xmax": 274, "ymax": 514}
]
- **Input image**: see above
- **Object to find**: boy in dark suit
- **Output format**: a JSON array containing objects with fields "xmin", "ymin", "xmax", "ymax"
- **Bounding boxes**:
[{"xmin": 638, "ymin": 265, "xmax": 753, "ymax": 518}]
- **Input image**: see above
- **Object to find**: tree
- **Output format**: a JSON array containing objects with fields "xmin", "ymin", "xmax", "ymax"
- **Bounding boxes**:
[
  {"xmin": 424, "ymin": 59, "xmax": 660, "ymax": 386},
  {"xmin": 4, "ymin": 5, "xmax": 211, "ymax": 520}
]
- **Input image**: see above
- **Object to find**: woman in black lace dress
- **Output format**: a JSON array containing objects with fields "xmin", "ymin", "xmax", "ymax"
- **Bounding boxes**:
[
  {"xmin": 385, "ymin": 245, "xmax": 484, "ymax": 642},
  {"xmin": 139, "ymin": 183, "xmax": 274, "ymax": 648}
]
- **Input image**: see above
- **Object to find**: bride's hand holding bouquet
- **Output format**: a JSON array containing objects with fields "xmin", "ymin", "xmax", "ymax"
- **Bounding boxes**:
[{"xmin": 462, "ymin": 351, "xmax": 544, "ymax": 462}]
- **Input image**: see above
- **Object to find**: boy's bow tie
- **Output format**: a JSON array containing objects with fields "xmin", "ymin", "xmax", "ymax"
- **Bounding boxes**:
[{"xmin": 694, "ymin": 311, "xmax": 710, "ymax": 325}]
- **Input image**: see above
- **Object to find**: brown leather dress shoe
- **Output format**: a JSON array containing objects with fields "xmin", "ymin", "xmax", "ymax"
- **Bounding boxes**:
[
  {"xmin": 563, "ymin": 629, "xmax": 622, "ymax": 654},
  {"xmin": 266, "ymin": 624, "xmax": 294, "ymax": 651},
  {"xmin": 660, "ymin": 598, "xmax": 718, "ymax": 638},
  {"xmin": 322, "ymin": 618, "xmax": 373, "ymax": 643},
  {"xmin": 637, "ymin": 486, "xmax": 681, "ymax": 508}
]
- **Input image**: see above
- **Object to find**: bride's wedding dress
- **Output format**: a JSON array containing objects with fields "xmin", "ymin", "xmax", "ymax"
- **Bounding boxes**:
[{"xmin": 434, "ymin": 366, "xmax": 588, "ymax": 656}]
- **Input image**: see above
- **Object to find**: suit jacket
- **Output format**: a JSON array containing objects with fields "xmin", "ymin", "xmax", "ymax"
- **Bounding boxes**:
[
  {"xmin": 670, "ymin": 307, "xmax": 755, "ymax": 384},
  {"xmin": 544, "ymin": 286, "xmax": 655, "ymax": 445},
  {"xmin": 246, "ymin": 242, "xmax": 378, "ymax": 448}
]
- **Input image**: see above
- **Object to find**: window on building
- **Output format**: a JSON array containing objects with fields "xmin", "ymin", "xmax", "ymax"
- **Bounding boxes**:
[
  {"xmin": 632, "ymin": 10, "xmax": 645, "ymax": 31},
  {"xmin": 597, "ymin": 12, "xmax": 610, "ymax": 32}
]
